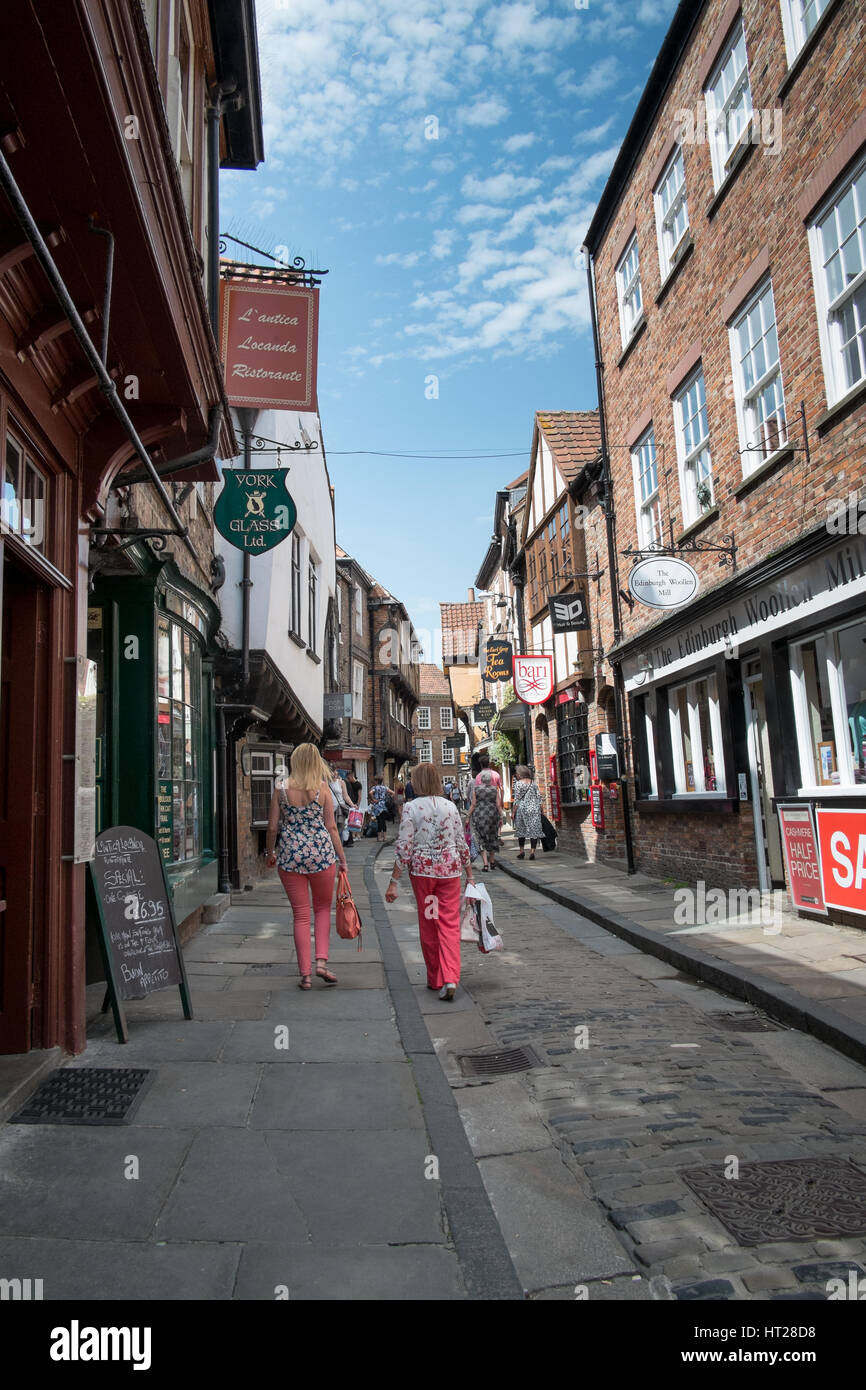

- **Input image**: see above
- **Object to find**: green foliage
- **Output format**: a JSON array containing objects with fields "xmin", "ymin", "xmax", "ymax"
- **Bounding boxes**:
[{"xmin": 489, "ymin": 729, "xmax": 521, "ymax": 767}]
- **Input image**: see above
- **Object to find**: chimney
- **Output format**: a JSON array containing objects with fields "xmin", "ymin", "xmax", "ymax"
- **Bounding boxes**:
[{"xmin": 467, "ymin": 587, "xmax": 475, "ymax": 602}]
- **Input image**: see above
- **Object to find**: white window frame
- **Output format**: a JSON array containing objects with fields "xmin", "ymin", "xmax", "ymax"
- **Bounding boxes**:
[
  {"xmin": 337, "ymin": 585, "xmax": 343, "ymax": 644},
  {"xmin": 780, "ymin": 0, "xmax": 830, "ymax": 63},
  {"xmin": 354, "ymin": 584, "xmax": 363, "ymax": 636},
  {"xmin": 419, "ymin": 739, "xmax": 433, "ymax": 764},
  {"xmin": 417, "ymin": 706, "xmax": 431, "ymax": 731},
  {"xmin": 352, "ymin": 660, "xmax": 364, "ymax": 720},
  {"xmin": 654, "ymin": 145, "xmax": 689, "ymax": 282},
  {"xmin": 808, "ymin": 153, "xmax": 866, "ymax": 409},
  {"xmin": 704, "ymin": 17, "xmax": 753, "ymax": 191},
  {"xmin": 442, "ymin": 744, "xmax": 455, "ymax": 765},
  {"xmin": 250, "ymin": 749, "xmax": 290, "ymax": 827},
  {"xmin": 790, "ymin": 620, "xmax": 865, "ymax": 793},
  {"xmin": 644, "ymin": 704, "xmax": 658, "ymax": 798},
  {"xmin": 673, "ymin": 368, "xmax": 714, "ymax": 527},
  {"xmin": 729, "ymin": 279, "xmax": 788, "ymax": 476},
  {"xmin": 440, "ymin": 706, "xmax": 453, "ymax": 730},
  {"xmin": 667, "ymin": 674, "xmax": 727, "ymax": 797},
  {"xmin": 631, "ymin": 428, "xmax": 663, "ymax": 550},
  {"xmin": 2, "ymin": 431, "xmax": 47, "ymax": 551},
  {"xmin": 616, "ymin": 235, "xmax": 643, "ymax": 348}
]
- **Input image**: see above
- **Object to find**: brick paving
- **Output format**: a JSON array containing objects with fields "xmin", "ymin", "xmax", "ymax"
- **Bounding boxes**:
[{"xmin": 456, "ymin": 869, "xmax": 866, "ymax": 1300}]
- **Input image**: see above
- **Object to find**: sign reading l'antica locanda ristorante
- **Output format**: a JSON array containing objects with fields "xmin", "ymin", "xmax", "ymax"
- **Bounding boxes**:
[{"xmin": 220, "ymin": 278, "xmax": 319, "ymax": 412}]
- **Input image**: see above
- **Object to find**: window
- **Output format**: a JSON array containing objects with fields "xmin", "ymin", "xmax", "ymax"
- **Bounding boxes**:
[
  {"xmin": 631, "ymin": 429, "xmax": 663, "ymax": 549},
  {"xmin": 674, "ymin": 369, "xmax": 714, "ymax": 526},
  {"xmin": 791, "ymin": 619, "xmax": 866, "ymax": 789},
  {"xmin": 355, "ymin": 584, "xmax": 363, "ymax": 635},
  {"xmin": 557, "ymin": 701, "xmax": 590, "ymax": 805},
  {"xmin": 668, "ymin": 674, "xmax": 726, "ymax": 794},
  {"xmin": 704, "ymin": 18, "xmax": 753, "ymax": 190},
  {"xmin": 2, "ymin": 433, "xmax": 47, "ymax": 552},
  {"xmin": 780, "ymin": 0, "xmax": 830, "ymax": 61},
  {"xmin": 290, "ymin": 534, "xmax": 302, "ymax": 637},
  {"xmin": 730, "ymin": 280, "xmax": 787, "ymax": 473},
  {"xmin": 419, "ymin": 739, "xmax": 433, "ymax": 764},
  {"xmin": 634, "ymin": 694, "xmax": 659, "ymax": 798},
  {"xmin": 157, "ymin": 615, "xmax": 204, "ymax": 861},
  {"xmin": 307, "ymin": 559, "xmax": 318, "ymax": 652},
  {"xmin": 654, "ymin": 146, "xmax": 689, "ymax": 280},
  {"xmin": 440, "ymin": 706, "xmax": 454, "ymax": 730},
  {"xmin": 352, "ymin": 660, "xmax": 365, "ymax": 720},
  {"xmin": 559, "ymin": 501, "xmax": 570, "ymax": 553},
  {"xmin": 616, "ymin": 235, "xmax": 643, "ymax": 347},
  {"xmin": 389, "ymin": 686, "xmax": 395, "ymax": 717},
  {"xmin": 250, "ymin": 749, "xmax": 289, "ymax": 826},
  {"xmin": 417, "ymin": 706, "xmax": 431, "ymax": 730},
  {"xmin": 529, "ymin": 550, "xmax": 538, "ymax": 611},
  {"xmin": 810, "ymin": 158, "xmax": 866, "ymax": 406},
  {"xmin": 442, "ymin": 743, "xmax": 455, "ymax": 765},
  {"xmin": 337, "ymin": 585, "xmax": 343, "ymax": 644}
]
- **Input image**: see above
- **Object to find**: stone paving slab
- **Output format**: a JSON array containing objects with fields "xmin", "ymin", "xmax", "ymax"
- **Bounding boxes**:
[
  {"xmin": 233, "ymin": 1242, "xmax": 465, "ymax": 1300},
  {"xmin": 455, "ymin": 1078, "xmax": 554, "ymax": 1157},
  {"xmin": 221, "ymin": 1018, "xmax": 404, "ymax": 1063},
  {"xmin": 0, "ymin": 1237, "xmax": 241, "ymax": 1300},
  {"xmin": 249, "ymin": 1060, "xmax": 423, "ymax": 1131},
  {"xmin": 130, "ymin": 1061, "xmax": 261, "ymax": 1128}
]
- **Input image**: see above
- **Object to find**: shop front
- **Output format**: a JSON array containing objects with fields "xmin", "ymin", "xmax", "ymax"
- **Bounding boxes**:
[{"xmin": 621, "ymin": 529, "xmax": 866, "ymax": 915}]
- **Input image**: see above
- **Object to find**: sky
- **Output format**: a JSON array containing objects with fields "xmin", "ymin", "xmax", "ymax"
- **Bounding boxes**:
[{"xmin": 219, "ymin": 0, "xmax": 680, "ymax": 655}]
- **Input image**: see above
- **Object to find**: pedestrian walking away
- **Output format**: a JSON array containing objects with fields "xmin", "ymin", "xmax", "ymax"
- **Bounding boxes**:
[
  {"xmin": 467, "ymin": 766, "xmax": 503, "ymax": 872},
  {"xmin": 385, "ymin": 762, "xmax": 474, "ymax": 1000},
  {"xmin": 266, "ymin": 742, "xmax": 348, "ymax": 990},
  {"xmin": 513, "ymin": 763, "xmax": 543, "ymax": 859},
  {"xmin": 393, "ymin": 778, "xmax": 406, "ymax": 821},
  {"xmin": 369, "ymin": 775, "xmax": 391, "ymax": 841}
]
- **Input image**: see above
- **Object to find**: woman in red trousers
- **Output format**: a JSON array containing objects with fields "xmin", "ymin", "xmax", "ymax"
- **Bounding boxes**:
[{"xmin": 384, "ymin": 762, "xmax": 475, "ymax": 1001}]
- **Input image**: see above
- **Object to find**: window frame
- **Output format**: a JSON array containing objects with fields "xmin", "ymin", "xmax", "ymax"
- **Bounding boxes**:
[
  {"xmin": 673, "ymin": 367, "xmax": 714, "ymax": 527},
  {"xmin": 779, "ymin": 0, "xmax": 830, "ymax": 63},
  {"xmin": 616, "ymin": 233, "xmax": 643, "ymax": 348},
  {"xmin": 417, "ymin": 706, "xmax": 431, "ymax": 731},
  {"xmin": 729, "ymin": 278, "xmax": 788, "ymax": 477},
  {"xmin": 249, "ymin": 746, "xmax": 290, "ymax": 828},
  {"xmin": 704, "ymin": 16, "xmax": 754, "ymax": 192},
  {"xmin": 290, "ymin": 533, "xmax": 302, "ymax": 638},
  {"xmin": 667, "ymin": 672, "xmax": 727, "ymax": 797},
  {"xmin": 440, "ymin": 706, "xmax": 454, "ymax": 730},
  {"xmin": 631, "ymin": 427, "xmax": 664, "ymax": 550},
  {"xmin": 354, "ymin": 584, "xmax": 363, "ymax": 636},
  {"xmin": 654, "ymin": 144, "xmax": 690, "ymax": 282},
  {"xmin": 2, "ymin": 429, "xmax": 49, "ymax": 553},
  {"xmin": 442, "ymin": 743, "xmax": 455, "ymax": 765},
  {"xmin": 790, "ymin": 618, "xmax": 866, "ymax": 792},
  {"xmin": 352, "ymin": 659, "xmax": 365, "ymax": 720},
  {"xmin": 419, "ymin": 739, "xmax": 433, "ymax": 764},
  {"xmin": 808, "ymin": 152, "xmax": 866, "ymax": 408}
]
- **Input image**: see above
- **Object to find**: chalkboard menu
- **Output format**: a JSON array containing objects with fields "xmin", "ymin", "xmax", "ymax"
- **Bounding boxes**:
[{"xmin": 89, "ymin": 825, "xmax": 192, "ymax": 1041}]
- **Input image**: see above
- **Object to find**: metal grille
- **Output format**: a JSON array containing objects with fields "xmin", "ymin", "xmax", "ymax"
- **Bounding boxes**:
[
  {"xmin": 459, "ymin": 1046, "xmax": 538, "ymax": 1078},
  {"xmin": 706, "ymin": 1011, "xmax": 781, "ymax": 1033},
  {"xmin": 681, "ymin": 1157, "xmax": 866, "ymax": 1246},
  {"xmin": 10, "ymin": 1068, "xmax": 154, "ymax": 1125}
]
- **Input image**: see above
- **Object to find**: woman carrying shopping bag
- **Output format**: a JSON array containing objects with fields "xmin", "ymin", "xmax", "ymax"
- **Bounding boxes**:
[
  {"xmin": 513, "ymin": 764, "xmax": 544, "ymax": 859},
  {"xmin": 467, "ymin": 767, "xmax": 503, "ymax": 871},
  {"xmin": 265, "ymin": 743, "xmax": 348, "ymax": 990},
  {"xmin": 384, "ymin": 762, "xmax": 475, "ymax": 1001}
]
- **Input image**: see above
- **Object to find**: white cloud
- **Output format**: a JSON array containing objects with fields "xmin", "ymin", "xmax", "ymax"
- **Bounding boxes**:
[
  {"xmin": 461, "ymin": 171, "xmax": 541, "ymax": 201},
  {"xmin": 459, "ymin": 96, "xmax": 510, "ymax": 127},
  {"xmin": 503, "ymin": 132, "xmax": 538, "ymax": 153},
  {"xmin": 456, "ymin": 203, "xmax": 510, "ymax": 224},
  {"xmin": 431, "ymin": 228, "xmax": 456, "ymax": 259},
  {"xmin": 376, "ymin": 250, "xmax": 423, "ymax": 268}
]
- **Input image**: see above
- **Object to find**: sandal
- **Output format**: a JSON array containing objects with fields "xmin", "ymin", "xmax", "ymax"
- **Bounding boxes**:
[
  {"xmin": 315, "ymin": 963, "xmax": 338, "ymax": 985},
  {"xmin": 517, "ymin": 852, "xmax": 525, "ymax": 859},
  {"xmin": 298, "ymin": 975, "xmax": 312, "ymax": 990},
  {"xmin": 529, "ymin": 852, "xmax": 535, "ymax": 860}
]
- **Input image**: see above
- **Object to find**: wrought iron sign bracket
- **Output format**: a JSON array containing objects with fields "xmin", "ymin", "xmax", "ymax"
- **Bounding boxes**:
[
  {"xmin": 621, "ymin": 532, "xmax": 738, "ymax": 571},
  {"xmin": 90, "ymin": 527, "xmax": 183, "ymax": 555}
]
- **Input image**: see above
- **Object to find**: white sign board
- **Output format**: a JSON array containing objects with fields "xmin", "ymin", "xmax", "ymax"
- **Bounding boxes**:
[{"xmin": 628, "ymin": 557, "xmax": 700, "ymax": 610}]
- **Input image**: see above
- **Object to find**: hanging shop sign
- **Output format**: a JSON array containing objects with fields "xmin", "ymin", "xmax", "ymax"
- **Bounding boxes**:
[
  {"xmin": 474, "ymin": 699, "xmax": 497, "ymax": 722},
  {"xmin": 323, "ymin": 692, "xmax": 353, "ymax": 720},
  {"xmin": 220, "ymin": 279, "xmax": 319, "ymax": 411},
  {"xmin": 444, "ymin": 735, "xmax": 465, "ymax": 750},
  {"xmin": 777, "ymin": 804, "xmax": 827, "ymax": 915},
  {"xmin": 595, "ymin": 732, "xmax": 619, "ymax": 783},
  {"xmin": 590, "ymin": 783, "xmax": 605, "ymax": 829},
  {"xmin": 815, "ymin": 807, "xmax": 866, "ymax": 917},
  {"xmin": 214, "ymin": 468, "xmax": 297, "ymax": 553},
  {"xmin": 627, "ymin": 557, "xmax": 700, "ymax": 610},
  {"xmin": 513, "ymin": 654, "xmax": 554, "ymax": 705},
  {"xmin": 548, "ymin": 590, "xmax": 590, "ymax": 632},
  {"xmin": 483, "ymin": 639, "xmax": 513, "ymax": 682}
]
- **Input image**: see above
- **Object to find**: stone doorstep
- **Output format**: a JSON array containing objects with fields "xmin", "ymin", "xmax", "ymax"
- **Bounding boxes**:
[{"xmin": 202, "ymin": 893, "xmax": 231, "ymax": 924}]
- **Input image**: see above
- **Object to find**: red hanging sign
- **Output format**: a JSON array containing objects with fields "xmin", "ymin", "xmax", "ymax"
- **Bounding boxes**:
[
  {"xmin": 590, "ymin": 783, "xmax": 604, "ymax": 829},
  {"xmin": 220, "ymin": 279, "xmax": 319, "ymax": 412},
  {"xmin": 513, "ymin": 654, "xmax": 553, "ymax": 705}
]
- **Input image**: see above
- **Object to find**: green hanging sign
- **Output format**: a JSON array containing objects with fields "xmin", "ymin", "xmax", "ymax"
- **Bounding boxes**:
[{"xmin": 214, "ymin": 468, "xmax": 297, "ymax": 553}]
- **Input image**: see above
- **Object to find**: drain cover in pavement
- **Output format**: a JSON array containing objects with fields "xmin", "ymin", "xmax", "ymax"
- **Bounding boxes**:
[
  {"xmin": 706, "ymin": 1011, "xmax": 781, "ymax": 1032},
  {"xmin": 459, "ymin": 1046, "xmax": 538, "ymax": 1077},
  {"xmin": 10, "ymin": 1068, "xmax": 154, "ymax": 1125},
  {"xmin": 681, "ymin": 1157, "xmax": 866, "ymax": 1245}
]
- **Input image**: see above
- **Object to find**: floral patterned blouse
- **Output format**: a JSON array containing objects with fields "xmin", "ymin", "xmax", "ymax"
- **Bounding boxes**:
[
  {"xmin": 275, "ymin": 788, "xmax": 337, "ymax": 874},
  {"xmin": 369, "ymin": 784, "xmax": 390, "ymax": 815},
  {"xmin": 394, "ymin": 796, "xmax": 471, "ymax": 879}
]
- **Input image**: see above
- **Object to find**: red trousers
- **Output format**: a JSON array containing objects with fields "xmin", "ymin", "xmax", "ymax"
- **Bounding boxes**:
[
  {"xmin": 409, "ymin": 874, "xmax": 462, "ymax": 989},
  {"xmin": 279, "ymin": 865, "xmax": 336, "ymax": 975}
]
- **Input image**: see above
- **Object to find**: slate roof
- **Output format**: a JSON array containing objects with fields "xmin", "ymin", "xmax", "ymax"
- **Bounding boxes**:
[
  {"xmin": 536, "ymin": 411, "xmax": 601, "ymax": 482},
  {"xmin": 440, "ymin": 601, "xmax": 485, "ymax": 665}
]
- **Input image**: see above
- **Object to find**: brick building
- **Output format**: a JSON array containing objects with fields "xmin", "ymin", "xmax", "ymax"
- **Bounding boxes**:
[
  {"xmin": 583, "ymin": 0, "xmax": 866, "ymax": 913},
  {"xmin": 323, "ymin": 546, "xmax": 375, "ymax": 804},
  {"xmin": 367, "ymin": 583, "xmax": 421, "ymax": 785},
  {"xmin": 440, "ymin": 596, "xmax": 486, "ymax": 794},
  {"xmin": 412, "ymin": 663, "xmax": 460, "ymax": 789}
]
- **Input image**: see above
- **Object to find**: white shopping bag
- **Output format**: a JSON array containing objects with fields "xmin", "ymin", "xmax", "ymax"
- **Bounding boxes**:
[
  {"xmin": 465, "ymin": 882, "xmax": 503, "ymax": 953},
  {"xmin": 461, "ymin": 883, "xmax": 482, "ymax": 942}
]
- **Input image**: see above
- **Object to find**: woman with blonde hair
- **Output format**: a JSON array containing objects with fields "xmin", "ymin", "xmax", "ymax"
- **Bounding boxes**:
[
  {"xmin": 266, "ymin": 742, "xmax": 348, "ymax": 989},
  {"xmin": 385, "ymin": 762, "xmax": 474, "ymax": 1001}
]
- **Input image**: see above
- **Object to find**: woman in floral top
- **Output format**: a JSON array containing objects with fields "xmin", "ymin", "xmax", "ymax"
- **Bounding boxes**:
[
  {"xmin": 385, "ymin": 762, "xmax": 475, "ymax": 1000},
  {"xmin": 266, "ymin": 743, "xmax": 348, "ymax": 990},
  {"xmin": 369, "ymin": 776, "xmax": 391, "ymax": 842}
]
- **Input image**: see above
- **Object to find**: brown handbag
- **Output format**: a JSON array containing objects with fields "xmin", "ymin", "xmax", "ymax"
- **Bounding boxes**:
[{"xmin": 336, "ymin": 870, "xmax": 363, "ymax": 950}]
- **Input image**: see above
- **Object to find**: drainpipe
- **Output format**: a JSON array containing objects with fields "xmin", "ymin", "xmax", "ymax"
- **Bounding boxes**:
[
  {"xmin": 512, "ymin": 572, "xmax": 533, "ymax": 764},
  {"xmin": 207, "ymin": 81, "xmax": 240, "ymax": 335},
  {"xmin": 216, "ymin": 704, "xmax": 232, "ymax": 894},
  {"xmin": 583, "ymin": 245, "xmax": 636, "ymax": 875}
]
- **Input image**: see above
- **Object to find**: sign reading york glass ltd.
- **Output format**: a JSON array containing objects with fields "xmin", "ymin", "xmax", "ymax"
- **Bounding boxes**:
[
  {"xmin": 220, "ymin": 279, "xmax": 319, "ymax": 412},
  {"xmin": 627, "ymin": 557, "xmax": 699, "ymax": 610},
  {"xmin": 214, "ymin": 469, "xmax": 297, "ymax": 552}
]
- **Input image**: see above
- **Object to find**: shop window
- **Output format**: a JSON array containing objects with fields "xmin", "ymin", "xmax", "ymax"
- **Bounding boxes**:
[
  {"xmin": 809, "ymin": 155, "xmax": 866, "ymax": 406},
  {"xmin": 250, "ymin": 749, "xmax": 289, "ymax": 826},
  {"xmin": 633, "ymin": 693, "xmax": 658, "ymax": 798},
  {"xmin": 704, "ymin": 17, "xmax": 753, "ymax": 191},
  {"xmin": 654, "ymin": 145, "xmax": 689, "ymax": 281},
  {"xmin": 157, "ymin": 615, "xmax": 204, "ymax": 862},
  {"xmin": 729, "ymin": 280, "xmax": 787, "ymax": 475},
  {"xmin": 556, "ymin": 701, "xmax": 590, "ymax": 805},
  {"xmin": 792, "ymin": 620, "xmax": 866, "ymax": 788},
  {"xmin": 616, "ymin": 234, "xmax": 643, "ymax": 348},
  {"xmin": 3, "ymin": 433, "xmax": 47, "ymax": 552},
  {"xmin": 674, "ymin": 369, "xmax": 714, "ymax": 526},
  {"xmin": 631, "ymin": 428, "xmax": 663, "ymax": 549},
  {"xmin": 668, "ymin": 674, "xmax": 726, "ymax": 794}
]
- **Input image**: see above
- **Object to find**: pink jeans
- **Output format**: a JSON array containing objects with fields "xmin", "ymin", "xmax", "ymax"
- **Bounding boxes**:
[
  {"xmin": 279, "ymin": 866, "xmax": 336, "ymax": 975},
  {"xmin": 410, "ymin": 874, "xmax": 462, "ymax": 989}
]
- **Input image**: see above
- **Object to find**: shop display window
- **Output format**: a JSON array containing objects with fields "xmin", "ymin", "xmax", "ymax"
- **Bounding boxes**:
[
  {"xmin": 668, "ymin": 673, "xmax": 726, "ymax": 795},
  {"xmin": 792, "ymin": 620, "xmax": 866, "ymax": 788}
]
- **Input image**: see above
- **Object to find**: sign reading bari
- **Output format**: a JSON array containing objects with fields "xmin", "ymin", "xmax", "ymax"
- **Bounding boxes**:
[
  {"xmin": 513, "ymin": 655, "xmax": 553, "ymax": 705},
  {"xmin": 214, "ymin": 469, "xmax": 297, "ymax": 553},
  {"xmin": 220, "ymin": 279, "xmax": 319, "ymax": 412}
]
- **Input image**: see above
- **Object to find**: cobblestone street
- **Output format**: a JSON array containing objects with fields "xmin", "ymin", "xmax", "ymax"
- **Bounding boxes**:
[{"xmin": 378, "ymin": 853, "xmax": 866, "ymax": 1301}]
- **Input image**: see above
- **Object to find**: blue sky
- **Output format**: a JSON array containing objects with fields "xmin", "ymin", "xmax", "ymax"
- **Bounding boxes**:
[{"xmin": 220, "ymin": 0, "xmax": 679, "ymax": 654}]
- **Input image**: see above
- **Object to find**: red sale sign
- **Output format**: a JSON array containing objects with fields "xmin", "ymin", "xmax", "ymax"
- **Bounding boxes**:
[
  {"xmin": 815, "ymin": 807, "xmax": 866, "ymax": 916},
  {"xmin": 777, "ymin": 805, "xmax": 827, "ymax": 914}
]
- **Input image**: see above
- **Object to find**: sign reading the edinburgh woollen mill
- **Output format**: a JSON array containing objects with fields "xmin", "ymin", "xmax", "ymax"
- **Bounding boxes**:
[
  {"xmin": 220, "ymin": 279, "xmax": 319, "ymax": 412},
  {"xmin": 627, "ymin": 557, "xmax": 699, "ymax": 610}
]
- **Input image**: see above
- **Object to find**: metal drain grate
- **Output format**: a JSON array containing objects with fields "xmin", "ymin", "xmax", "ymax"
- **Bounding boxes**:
[
  {"xmin": 707, "ymin": 1011, "xmax": 781, "ymax": 1033},
  {"xmin": 459, "ymin": 1046, "xmax": 538, "ymax": 1078},
  {"xmin": 681, "ymin": 1157, "xmax": 866, "ymax": 1245},
  {"xmin": 10, "ymin": 1068, "xmax": 154, "ymax": 1126}
]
